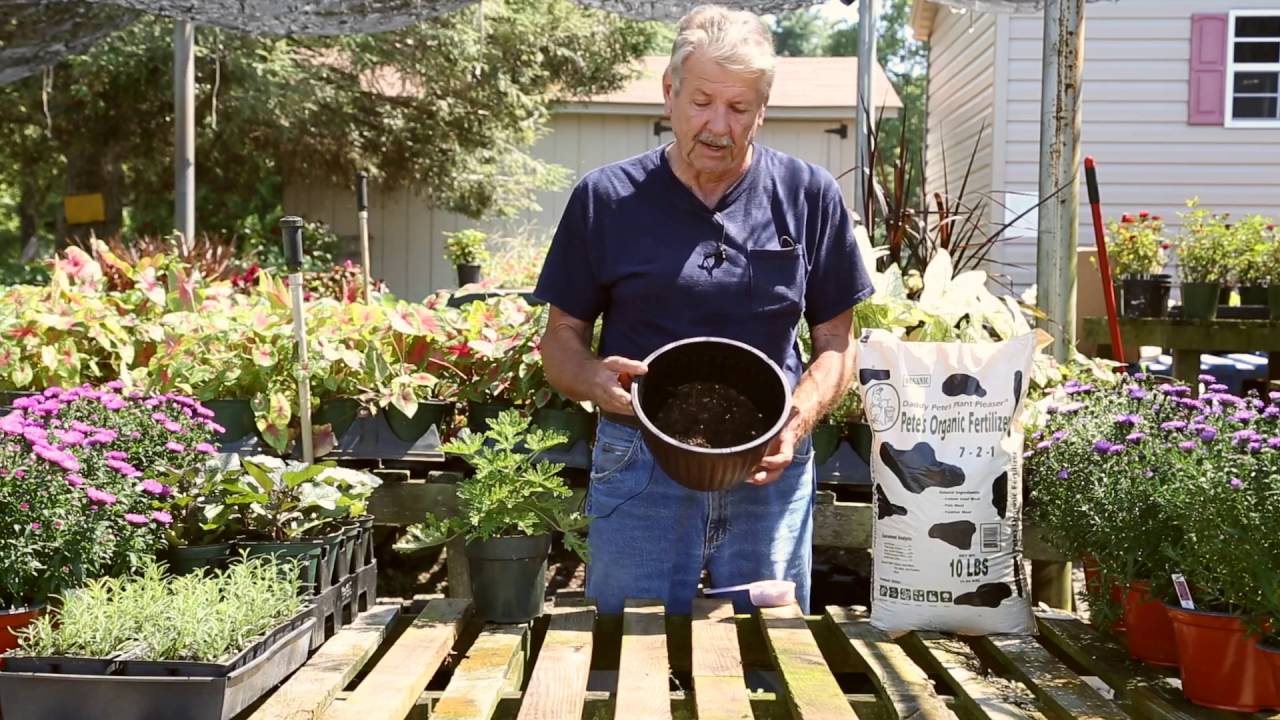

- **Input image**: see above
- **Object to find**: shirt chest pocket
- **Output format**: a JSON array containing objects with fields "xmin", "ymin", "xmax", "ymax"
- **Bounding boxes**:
[{"xmin": 748, "ymin": 246, "xmax": 806, "ymax": 315}]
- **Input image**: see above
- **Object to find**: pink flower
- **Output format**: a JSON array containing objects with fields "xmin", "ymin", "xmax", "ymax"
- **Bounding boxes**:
[
  {"xmin": 195, "ymin": 442, "xmax": 216, "ymax": 454},
  {"xmin": 151, "ymin": 412, "xmax": 170, "ymax": 423},
  {"xmin": 13, "ymin": 469, "xmax": 25, "ymax": 478},
  {"xmin": 53, "ymin": 520, "xmax": 63, "ymax": 529},
  {"xmin": 123, "ymin": 513, "xmax": 148, "ymax": 525},
  {"xmin": 0, "ymin": 413, "xmax": 26, "ymax": 435},
  {"xmin": 84, "ymin": 487, "xmax": 117, "ymax": 505},
  {"xmin": 71, "ymin": 421, "xmax": 93, "ymax": 433},
  {"xmin": 164, "ymin": 441, "xmax": 186, "ymax": 453},
  {"xmin": 195, "ymin": 406, "xmax": 215, "ymax": 419},
  {"xmin": 105, "ymin": 459, "xmax": 141, "ymax": 477},
  {"xmin": 163, "ymin": 421, "xmax": 183, "ymax": 433},
  {"xmin": 18, "ymin": 503, "xmax": 28, "ymax": 510},
  {"xmin": 102, "ymin": 398, "xmax": 126, "ymax": 411},
  {"xmin": 139, "ymin": 479, "xmax": 171, "ymax": 497},
  {"xmin": 42, "ymin": 388, "xmax": 63, "ymax": 398},
  {"xmin": 151, "ymin": 511, "xmax": 173, "ymax": 525},
  {"xmin": 30, "ymin": 522, "xmax": 41, "ymax": 531},
  {"xmin": 105, "ymin": 451, "xmax": 128, "ymax": 461},
  {"xmin": 65, "ymin": 474, "xmax": 85, "ymax": 487},
  {"xmin": 205, "ymin": 421, "xmax": 227, "ymax": 434},
  {"xmin": 33, "ymin": 443, "xmax": 81, "ymax": 472},
  {"xmin": 106, "ymin": 380, "xmax": 124, "ymax": 390}
]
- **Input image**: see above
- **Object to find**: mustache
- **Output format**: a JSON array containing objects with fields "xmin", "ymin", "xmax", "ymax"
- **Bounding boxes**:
[{"xmin": 695, "ymin": 133, "xmax": 734, "ymax": 148}]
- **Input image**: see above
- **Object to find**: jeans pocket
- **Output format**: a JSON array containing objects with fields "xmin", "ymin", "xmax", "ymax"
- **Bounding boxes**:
[
  {"xmin": 590, "ymin": 421, "xmax": 642, "ymax": 483},
  {"xmin": 749, "ymin": 246, "xmax": 805, "ymax": 315}
]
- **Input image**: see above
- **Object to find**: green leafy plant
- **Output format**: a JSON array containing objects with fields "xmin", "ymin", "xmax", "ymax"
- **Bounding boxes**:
[
  {"xmin": 1175, "ymin": 198, "xmax": 1234, "ymax": 284},
  {"xmin": 443, "ymin": 229, "xmax": 491, "ymax": 267},
  {"xmin": 395, "ymin": 409, "xmax": 588, "ymax": 559},
  {"xmin": 14, "ymin": 556, "xmax": 302, "ymax": 663},
  {"xmin": 1229, "ymin": 214, "xmax": 1277, "ymax": 287},
  {"xmin": 1101, "ymin": 211, "xmax": 1168, "ymax": 278},
  {"xmin": 219, "ymin": 456, "xmax": 381, "ymax": 541}
]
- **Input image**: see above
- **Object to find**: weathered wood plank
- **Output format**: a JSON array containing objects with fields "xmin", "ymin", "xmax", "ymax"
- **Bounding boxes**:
[
  {"xmin": 760, "ymin": 603, "xmax": 858, "ymax": 719},
  {"xmin": 691, "ymin": 599, "xmax": 753, "ymax": 720},
  {"xmin": 1033, "ymin": 611, "xmax": 1277, "ymax": 720},
  {"xmin": 432, "ymin": 624, "xmax": 528, "ymax": 720},
  {"xmin": 617, "ymin": 599, "xmax": 672, "ymax": 720},
  {"xmin": 825, "ymin": 607, "xmax": 956, "ymax": 720},
  {"xmin": 324, "ymin": 598, "xmax": 471, "ymax": 720},
  {"xmin": 971, "ymin": 635, "xmax": 1128, "ymax": 720},
  {"xmin": 897, "ymin": 632, "xmax": 1047, "ymax": 720},
  {"xmin": 251, "ymin": 605, "xmax": 400, "ymax": 720},
  {"xmin": 517, "ymin": 606, "xmax": 596, "ymax": 720},
  {"xmin": 445, "ymin": 536, "xmax": 473, "ymax": 600}
]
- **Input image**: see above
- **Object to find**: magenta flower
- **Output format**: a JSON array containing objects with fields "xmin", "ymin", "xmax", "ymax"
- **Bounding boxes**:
[
  {"xmin": 33, "ymin": 444, "xmax": 81, "ymax": 472},
  {"xmin": 1208, "ymin": 383, "xmax": 1229, "ymax": 393},
  {"xmin": 151, "ymin": 412, "xmax": 170, "ymax": 423},
  {"xmin": 55, "ymin": 429, "xmax": 86, "ymax": 446},
  {"xmin": 1114, "ymin": 413, "xmax": 1140, "ymax": 427},
  {"xmin": 164, "ymin": 441, "xmax": 186, "ymax": 453},
  {"xmin": 1057, "ymin": 469, "xmax": 1070, "ymax": 479},
  {"xmin": 163, "ymin": 421, "xmax": 183, "ymax": 433},
  {"xmin": 143, "ymin": 398, "xmax": 161, "ymax": 408},
  {"xmin": 105, "ymin": 459, "xmax": 141, "ymax": 477},
  {"xmin": 42, "ymin": 387, "xmax": 63, "ymax": 398},
  {"xmin": 195, "ymin": 442, "xmax": 216, "ymax": 454},
  {"xmin": 105, "ymin": 450, "xmax": 128, "ymax": 461},
  {"xmin": 1125, "ymin": 432, "xmax": 1146, "ymax": 443},
  {"xmin": 18, "ymin": 502, "xmax": 28, "ymax": 510},
  {"xmin": 195, "ymin": 406, "xmax": 215, "ymax": 419},
  {"xmin": 1199, "ymin": 373, "xmax": 1216, "ymax": 383},
  {"xmin": 1230, "ymin": 478, "xmax": 1243, "ymax": 490},
  {"xmin": 65, "ymin": 474, "xmax": 85, "ymax": 487},
  {"xmin": 1178, "ymin": 440, "xmax": 1197, "ymax": 451},
  {"xmin": 106, "ymin": 380, "xmax": 124, "ymax": 390},
  {"xmin": 1199, "ymin": 428, "xmax": 1218, "ymax": 442},
  {"xmin": 1092, "ymin": 439, "xmax": 1114, "ymax": 454},
  {"xmin": 1264, "ymin": 406, "xmax": 1279, "ymax": 419},
  {"xmin": 30, "ymin": 522, "xmax": 40, "ymax": 531},
  {"xmin": 1230, "ymin": 410, "xmax": 1258, "ymax": 423},
  {"xmin": 102, "ymin": 398, "xmax": 126, "ymax": 411},
  {"xmin": 151, "ymin": 511, "xmax": 173, "ymax": 525},
  {"xmin": 1133, "ymin": 371, "xmax": 1149, "ymax": 380},
  {"xmin": 205, "ymin": 421, "xmax": 227, "ymax": 434},
  {"xmin": 1035, "ymin": 440, "xmax": 1052, "ymax": 450},
  {"xmin": 1160, "ymin": 420, "xmax": 1187, "ymax": 431},
  {"xmin": 13, "ymin": 469, "xmax": 24, "ymax": 478},
  {"xmin": 93, "ymin": 430, "xmax": 118, "ymax": 443},
  {"xmin": 84, "ymin": 487, "xmax": 118, "ymax": 505},
  {"xmin": 1126, "ymin": 386, "xmax": 1148, "ymax": 400},
  {"xmin": 1107, "ymin": 443, "xmax": 1126, "ymax": 455},
  {"xmin": 139, "ymin": 479, "xmax": 170, "ymax": 496},
  {"xmin": 1051, "ymin": 430, "xmax": 1068, "ymax": 441},
  {"xmin": 123, "ymin": 513, "xmax": 148, "ymax": 525},
  {"xmin": 0, "ymin": 413, "xmax": 26, "ymax": 435}
]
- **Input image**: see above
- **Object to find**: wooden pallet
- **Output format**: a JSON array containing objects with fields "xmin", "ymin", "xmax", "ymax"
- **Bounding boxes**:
[{"xmin": 243, "ymin": 598, "xmax": 1280, "ymax": 720}]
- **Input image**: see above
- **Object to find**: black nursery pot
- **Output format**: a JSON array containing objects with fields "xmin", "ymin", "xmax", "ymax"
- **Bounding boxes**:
[
  {"xmin": 1120, "ymin": 275, "xmax": 1171, "ymax": 318},
  {"xmin": 632, "ymin": 337, "xmax": 790, "ymax": 492}
]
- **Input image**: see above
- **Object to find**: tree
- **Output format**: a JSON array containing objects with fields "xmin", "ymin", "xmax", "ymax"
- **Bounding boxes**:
[{"xmin": 0, "ymin": 0, "xmax": 659, "ymax": 251}]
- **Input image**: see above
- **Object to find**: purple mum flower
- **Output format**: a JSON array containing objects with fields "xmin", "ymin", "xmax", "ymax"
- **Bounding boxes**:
[
  {"xmin": 1264, "ymin": 406, "xmax": 1280, "ymax": 419},
  {"xmin": 139, "ymin": 479, "xmax": 170, "ymax": 496},
  {"xmin": 1267, "ymin": 437, "xmax": 1280, "ymax": 449},
  {"xmin": 151, "ymin": 412, "xmax": 169, "ymax": 423},
  {"xmin": 1208, "ymin": 383, "xmax": 1229, "ymax": 393},
  {"xmin": 1126, "ymin": 431, "xmax": 1146, "ymax": 443},
  {"xmin": 1036, "ymin": 441, "xmax": 1052, "ymax": 450},
  {"xmin": 123, "ymin": 513, "xmax": 148, "ymax": 526},
  {"xmin": 54, "ymin": 429, "xmax": 85, "ymax": 446},
  {"xmin": 1199, "ymin": 373, "xmax": 1216, "ymax": 383},
  {"xmin": 1059, "ymin": 402, "xmax": 1085, "ymax": 415},
  {"xmin": 106, "ymin": 380, "xmax": 124, "ymax": 390},
  {"xmin": 1107, "ymin": 443, "xmax": 1127, "ymax": 455},
  {"xmin": 1232, "ymin": 429, "xmax": 1258, "ymax": 444},
  {"xmin": 1093, "ymin": 439, "xmax": 1114, "ymax": 454},
  {"xmin": 204, "ymin": 421, "xmax": 227, "ymax": 434},
  {"xmin": 105, "ymin": 450, "xmax": 128, "ymax": 461},
  {"xmin": 195, "ymin": 442, "xmax": 217, "ymax": 454},
  {"xmin": 1134, "ymin": 371, "xmax": 1149, "ymax": 380},
  {"xmin": 1230, "ymin": 410, "xmax": 1258, "ymax": 423},
  {"xmin": 1051, "ymin": 430, "xmax": 1069, "ymax": 441},
  {"xmin": 163, "ymin": 421, "xmax": 183, "ymax": 433},
  {"xmin": 1160, "ymin": 420, "xmax": 1188, "ymax": 431},
  {"xmin": 1057, "ymin": 469, "xmax": 1070, "ymax": 479},
  {"xmin": 42, "ymin": 387, "xmax": 63, "ymax": 398},
  {"xmin": 1114, "ymin": 413, "xmax": 1141, "ymax": 427},
  {"xmin": 1199, "ymin": 428, "xmax": 1218, "ymax": 442},
  {"xmin": 1230, "ymin": 478, "xmax": 1243, "ymax": 490},
  {"xmin": 164, "ymin": 441, "xmax": 186, "ymax": 453},
  {"xmin": 102, "ymin": 398, "xmax": 126, "ymax": 411},
  {"xmin": 1066, "ymin": 383, "xmax": 1096, "ymax": 395},
  {"xmin": 0, "ymin": 413, "xmax": 25, "ymax": 435},
  {"xmin": 65, "ymin": 474, "xmax": 85, "ymax": 488},
  {"xmin": 1127, "ymin": 386, "xmax": 1149, "ymax": 400},
  {"xmin": 33, "ymin": 444, "xmax": 80, "ymax": 472},
  {"xmin": 1248, "ymin": 441, "xmax": 1262, "ymax": 453},
  {"xmin": 195, "ymin": 405, "xmax": 215, "ymax": 419},
  {"xmin": 1178, "ymin": 440, "xmax": 1197, "ymax": 451}
]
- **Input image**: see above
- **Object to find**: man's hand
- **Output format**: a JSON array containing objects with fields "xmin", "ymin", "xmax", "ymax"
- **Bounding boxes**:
[
  {"xmin": 748, "ymin": 407, "xmax": 804, "ymax": 485},
  {"xmin": 589, "ymin": 356, "xmax": 648, "ymax": 415}
]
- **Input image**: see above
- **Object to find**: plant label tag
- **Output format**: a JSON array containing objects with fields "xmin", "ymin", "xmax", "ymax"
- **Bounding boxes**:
[{"xmin": 1172, "ymin": 573, "xmax": 1195, "ymax": 609}]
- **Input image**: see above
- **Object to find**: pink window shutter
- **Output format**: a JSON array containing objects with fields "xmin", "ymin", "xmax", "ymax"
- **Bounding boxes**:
[{"xmin": 1188, "ymin": 14, "xmax": 1229, "ymax": 125}]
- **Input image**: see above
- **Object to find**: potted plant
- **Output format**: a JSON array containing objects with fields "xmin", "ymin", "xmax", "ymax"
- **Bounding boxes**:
[
  {"xmin": 395, "ymin": 410, "xmax": 587, "ymax": 623},
  {"xmin": 1101, "ymin": 211, "xmax": 1171, "ymax": 318},
  {"xmin": 377, "ymin": 300, "xmax": 459, "ymax": 443},
  {"xmin": 0, "ymin": 386, "xmax": 222, "ymax": 657},
  {"xmin": 1230, "ymin": 215, "xmax": 1275, "ymax": 307},
  {"xmin": 1176, "ymin": 199, "xmax": 1233, "ymax": 320},
  {"xmin": 159, "ymin": 459, "xmax": 241, "ymax": 574},
  {"xmin": 1, "ymin": 558, "xmax": 311, "ymax": 720},
  {"xmin": 443, "ymin": 229, "xmax": 490, "ymax": 286},
  {"xmin": 1254, "ymin": 224, "xmax": 1280, "ymax": 320}
]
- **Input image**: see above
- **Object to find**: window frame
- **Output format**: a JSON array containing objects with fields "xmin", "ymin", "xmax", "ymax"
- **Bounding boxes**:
[{"xmin": 1225, "ymin": 9, "xmax": 1280, "ymax": 128}]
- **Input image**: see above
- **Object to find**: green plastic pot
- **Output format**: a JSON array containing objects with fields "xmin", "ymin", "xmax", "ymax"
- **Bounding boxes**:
[
  {"xmin": 204, "ymin": 399, "xmax": 256, "ymax": 443},
  {"xmin": 343, "ymin": 514, "xmax": 376, "ymax": 570},
  {"xmin": 314, "ymin": 397, "xmax": 361, "ymax": 438},
  {"xmin": 303, "ymin": 528, "xmax": 345, "ymax": 591},
  {"xmin": 164, "ymin": 543, "xmax": 232, "ymax": 575},
  {"xmin": 385, "ymin": 399, "xmax": 453, "ymax": 443},
  {"xmin": 336, "ymin": 524, "xmax": 360, "ymax": 581},
  {"xmin": 811, "ymin": 424, "xmax": 840, "ymax": 466},
  {"xmin": 531, "ymin": 407, "xmax": 595, "ymax": 449},
  {"xmin": 1181, "ymin": 282, "xmax": 1221, "ymax": 321},
  {"xmin": 466, "ymin": 534, "xmax": 550, "ymax": 623},
  {"xmin": 466, "ymin": 401, "xmax": 514, "ymax": 433},
  {"xmin": 239, "ymin": 540, "xmax": 324, "ymax": 595},
  {"xmin": 1239, "ymin": 286, "xmax": 1269, "ymax": 306},
  {"xmin": 848, "ymin": 421, "xmax": 873, "ymax": 463}
]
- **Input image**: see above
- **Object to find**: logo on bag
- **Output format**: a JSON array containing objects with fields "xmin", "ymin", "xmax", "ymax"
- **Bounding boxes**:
[
  {"xmin": 864, "ymin": 382, "xmax": 901, "ymax": 432},
  {"xmin": 907, "ymin": 374, "xmax": 932, "ymax": 387}
]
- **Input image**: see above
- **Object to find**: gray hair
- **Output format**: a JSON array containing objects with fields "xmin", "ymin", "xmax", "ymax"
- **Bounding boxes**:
[{"xmin": 667, "ymin": 5, "xmax": 776, "ymax": 101}]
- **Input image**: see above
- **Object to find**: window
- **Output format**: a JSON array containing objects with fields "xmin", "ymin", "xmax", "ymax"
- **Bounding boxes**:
[{"xmin": 1227, "ymin": 10, "xmax": 1280, "ymax": 125}]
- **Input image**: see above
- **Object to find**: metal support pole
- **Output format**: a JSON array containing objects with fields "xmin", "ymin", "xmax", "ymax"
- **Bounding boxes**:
[
  {"xmin": 173, "ymin": 20, "xmax": 196, "ymax": 250},
  {"xmin": 1034, "ymin": 0, "xmax": 1086, "ymax": 361},
  {"xmin": 281, "ymin": 217, "xmax": 314, "ymax": 464},
  {"xmin": 853, "ymin": 0, "xmax": 877, "ymax": 216},
  {"xmin": 356, "ymin": 171, "xmax": 372, "ymax": 304}
]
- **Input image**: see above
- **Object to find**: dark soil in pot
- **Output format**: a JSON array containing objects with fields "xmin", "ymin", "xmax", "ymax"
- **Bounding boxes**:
[{"xmin": 652, "ymin": 381, "xmax": 769, "ymax": 448}]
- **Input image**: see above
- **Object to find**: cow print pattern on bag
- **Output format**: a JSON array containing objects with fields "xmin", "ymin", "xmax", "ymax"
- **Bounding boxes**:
[
  {"xmin": 928, "ymin": 520, "xmax": 977, "ymax": 550},
  {"xmin": 879, "ymin": 442, "xmax": 966, "ymax": 494},
  {"xmin": 876, "ymin": 484, "xmax": 909, "ymax": 520},
  {"xmin": 942, "ymin": 373, "xmax": 988, "ymax": 398},
  {"xmin": 952, "ymin": 582, "xmax": 1014, "ymax": 608}
]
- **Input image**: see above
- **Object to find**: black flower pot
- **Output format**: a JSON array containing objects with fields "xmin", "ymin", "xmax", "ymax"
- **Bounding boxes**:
[
  {"xmin": 385, "ymin": 399, "xmax": 452, "ymax": 443},
  {"xmin": 313, "ymin": 397, "xmax": 361, "ymax": 439},
  {"xmin": 531, "ymin": 407, "xmax": 596, "ymax": 450},
  {"xmin": 631, "ymin": 337, "xmax": 790, "ymax": 492},
  {"xmin": 1182, "ymin": 282, "xmax": 1222, "ymax": 321},
  {"xmin": 811, "ymin": 424, "xmax": 840, "ymax": 467},
  {"xmin": 456, "ymin": 263, "xmax": 482, "ymax": 286},
  {"xmin": 466, "ymin": 400, "xmax": 514, "ymax": 433},
  {"xmin": 1120, "ymin": 275, "xmax": 1171, "ymax": 318},
  {"xmin": 204, "ymin": 399, "xmax": 256, "ymax": 443},
  {"xmin": 164, "ymin": 543, "xmax": 232, "ymax": 575},
  {"xmin": 466, "ymin": 534, "xmax": 550, "ymax": 623},
  {"xmin": 1239, "ymin": 285, "xmax": 1269, "ymax": 306},
  {"xmin": 848, "ymin": 421, "xmax": 874, "ymax": 463},
  {"xmin": 1269, "ymin": 286, "xmax": 1280, "ymax": 320},
  {"xmin": 1218, "ymin": 285, "xmax": 1233, "ymax": 305}
]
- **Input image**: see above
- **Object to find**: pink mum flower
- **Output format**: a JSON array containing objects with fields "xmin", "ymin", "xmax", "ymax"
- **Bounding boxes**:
[
  {"xmin": 84, "ymin": 487, "xmax": 118, "ymax": 505},
  {"xmin": 123, "ymin": 513, "xmax": 148, "ymax": 525},
  {"xmin": 151, "ymin": 511, "xmax": 173, "ymax": 525}
]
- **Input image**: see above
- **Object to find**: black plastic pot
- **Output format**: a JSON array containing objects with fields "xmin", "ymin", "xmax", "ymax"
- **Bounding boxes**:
[
  {"xmin": 1218, "ymin": 285, "xmax": 1233, "ymax": 305},
  {"xmin": 336, "ymin": 524, "xmax": 360, "ymax": 581},
  {"xmin": 165, "ymin": 543, "xmax": 232, "ymax": 575},
  {"xmin": 313, "ymin": 397, "xmax": 361, "ymax": 439},
  {"xmin": 1239, "ymin": 285, "xmax": 1269, "ymax": 306},
  {"xmin": 203, "ymin": 400, "xmax": 256, "ymax": 444},
  {"xmin": 631, "ymin": 337, "xmax": 790, "ymax": 492},
  {"xmin": 385, "ymin": 399, "xmax": 452, "ymax": 443},
  {"xmin": 456, "ymin": 263, "xmax": 482, "ymax": 286},
  {"xmin": 466, "ymin": 534, "xmax": 550, "ymax": 623},
  {"xmin": 343, "ymin": 515, "xmax": 375, "ymax": 571},
  {"xmin": 3, "ymin": 656, "xmax": 122, "ymax": 675},
  {"xmin": 0, "ymin": 616, "xmax": 314, "ymax": 720},
  {"xmin": 1269, "ymin": 286, "xmax": 1280, "ymax": 320},
  {"xmin": 238, "ymin": 541, "xmax": 324, "ymax": 596},
  {"xmin": 531, "ymin": 407, "xmax": 596, "ymax": 450},
  {"xmin": 848, "ymin": 421, "xmax": 874, "ymax": 463},
  {"xmin": 1120, "ymin": 275, "xmax": 1171, "ymax": 318},
  {"xmin": 302, "ymin": 529, "xmax": 345, "ymax": 591},
  {"xmin": 466, "ymin": 400, "xmax": 514, "ymax": 433},
  {"xmin": 811, "ymin": 424, "xmax": 840, "ymax": 467},
  {"xmin": 1182, "ymin": 282, "xmax": 1222, "ymax": 321}
]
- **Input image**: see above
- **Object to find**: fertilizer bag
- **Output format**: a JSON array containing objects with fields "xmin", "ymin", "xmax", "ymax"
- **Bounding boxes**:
[{"xmin": 858, "ymin": 328, "xmax": 1036, "ymax": 635}]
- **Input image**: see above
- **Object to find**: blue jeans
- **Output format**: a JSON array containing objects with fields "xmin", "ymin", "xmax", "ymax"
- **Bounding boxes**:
[{"xmin": 584, "ymin": 418, "xmax": 815, "ymax": 615}]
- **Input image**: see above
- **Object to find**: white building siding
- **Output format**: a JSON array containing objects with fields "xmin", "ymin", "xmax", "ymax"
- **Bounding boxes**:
[
  {"xmin": 286, "ymin": 111, "xmax": 858, "ymax": 301},
  {"xmin": 924, "ymin": 8, "xmax": 997, "ymax": 208},
  {"xmin": 993, "ymin": 0, "xmax": 1280, "ymax": 290}
]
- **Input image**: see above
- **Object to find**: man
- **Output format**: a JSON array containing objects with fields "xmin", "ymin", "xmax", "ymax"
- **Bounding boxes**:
[{"xmin": 534, "ymin": 4, "xmax": 873, "ymax": 614}]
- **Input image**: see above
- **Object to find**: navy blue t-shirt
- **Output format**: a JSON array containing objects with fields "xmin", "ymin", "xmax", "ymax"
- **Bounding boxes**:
[{"xmin": 534, "ymin": 143, "xmax": 874, "ymax": 388}]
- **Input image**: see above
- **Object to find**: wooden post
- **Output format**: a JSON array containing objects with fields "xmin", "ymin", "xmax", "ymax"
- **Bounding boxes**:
[
  {"xmin": 1035, "ymin": 0, "xmax": 1086, "ymax": 361},
  {"xmin": 173, "ymin": 20, "xmax": 195, "ymax": 248},
  {"xmin": 1032, "ymin": 560, "xmax": 1074, "ymax": 611}
]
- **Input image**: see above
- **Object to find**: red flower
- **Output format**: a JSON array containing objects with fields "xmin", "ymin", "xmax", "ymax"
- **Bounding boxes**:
[
  {"xmin": 1138, "ymin": 210, "xmax": 1150, "ymax": 219},
  {"xmin": 1268, "ymin": 224, "xmax": 1276, "ymax": 231},
  {"xmin": 1161, "ymin": 242, "xmax": 1171, "ymax": 250},
  {"xmin": 1152, "ymin": 215, "xmax": 1162, "ymax": 221},
  {"xmin": 1121, "ymin": 213, "xmax": 1135, "ymax": 223}
]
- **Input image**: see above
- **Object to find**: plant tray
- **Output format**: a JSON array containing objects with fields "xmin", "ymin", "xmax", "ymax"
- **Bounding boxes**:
[
  {"xmin": 306, "ymin": 560, "xmax": 378, "ymax": 649},
  {"xmin": 0, "ymin": 616, "xmax": 314, "ymax": 720},
  {"xmin": 216, "ymin": 410, "xmax": 446, "ymax": 463}
]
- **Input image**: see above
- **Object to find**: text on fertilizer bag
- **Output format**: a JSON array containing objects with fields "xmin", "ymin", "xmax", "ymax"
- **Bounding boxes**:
[{"xmin": 897, "ymin": 401, "xmax": 1011, "ymax": 441}]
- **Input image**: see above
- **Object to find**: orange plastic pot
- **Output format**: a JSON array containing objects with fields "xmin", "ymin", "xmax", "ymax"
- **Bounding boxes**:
[
  {"xmin": 1167, "ymin": 606, "xmax": 1278, "ymax": 712},
  {"xmin": 1081, "ymin": 556, "xmax": 1126, "ymax": 632},
  {"xmin": 1260, "ymin": 641, "xmax": 1280, "ymax": 703},
  {"xmin": 0, "ymin": 605, "xmax": 43, "ymax": 669},
  {"xmin": 1123, "ymin": 581, "xmax": 1178, "ymax": 666}
]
